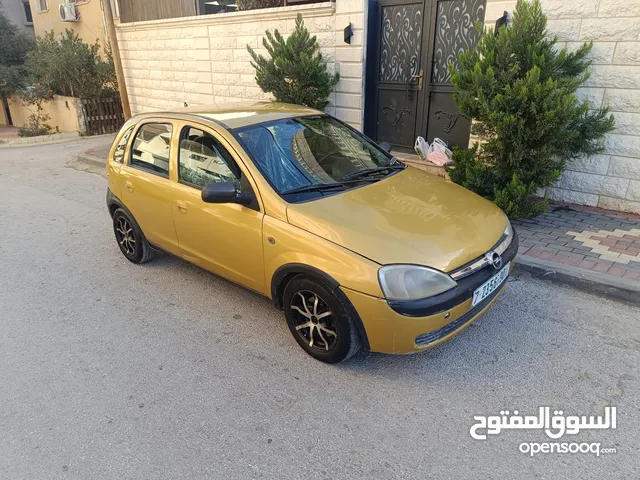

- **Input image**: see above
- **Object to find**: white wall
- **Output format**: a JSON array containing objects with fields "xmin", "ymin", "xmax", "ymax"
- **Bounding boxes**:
[
  {"xmin": 487, "ymin": 0, "xmax": 640, "ymax": 214},
  {"xmin": 115, "ymin": 1, "xmax": 367, "ymax": 130}
]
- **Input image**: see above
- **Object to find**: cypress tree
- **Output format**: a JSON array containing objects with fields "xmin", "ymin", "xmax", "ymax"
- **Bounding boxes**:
[
  {"xmin": 248, "ymin": 14, "xmax": 339, "ymax": 110},
  {"xmin": 448, "ymin": 0, "xmax": 615, "ymax": 218}
]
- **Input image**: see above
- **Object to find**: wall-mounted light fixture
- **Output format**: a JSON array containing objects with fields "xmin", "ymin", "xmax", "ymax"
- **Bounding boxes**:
[{"xmin": 344, "ymin": 23, "xmax": 353, "ymax": 44}]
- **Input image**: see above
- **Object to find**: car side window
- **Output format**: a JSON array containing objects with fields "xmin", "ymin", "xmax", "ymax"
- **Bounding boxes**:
[
  {"xmin": 113, "ymin": 126, "xmax": 133, "ymax": 163},
  {"xmin": 178, "ymin": 126, "xmax": 242, "ymax": 190},
  {"xmin": 130, "ymin": 123, "xmax": 172, "ymax": 177}
]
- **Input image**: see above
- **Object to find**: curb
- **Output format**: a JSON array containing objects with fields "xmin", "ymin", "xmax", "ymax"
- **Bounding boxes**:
[
  {"xmin": 515, "ymin": 256, "xmax": 640, "ymax": 306},
  {"xmin": 75, "ymin": 153, "xmax": 107, "ymax": 168},
  {"xmin": 0, "ymin": 132, "xmax": 79, "ymax": 147},
  {"xmin": 0, "ymin": 132, "xmax": 115, "ymax": 149}
]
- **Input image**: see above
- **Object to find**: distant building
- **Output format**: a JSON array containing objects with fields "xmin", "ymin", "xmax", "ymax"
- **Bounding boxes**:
[
  {"xmin": 0, "ymin": 0, "xmax": 35, "ymax": 35},
  {"xmin": 26, "ymin": 0, "xmax": 120, "ymax": 46}
]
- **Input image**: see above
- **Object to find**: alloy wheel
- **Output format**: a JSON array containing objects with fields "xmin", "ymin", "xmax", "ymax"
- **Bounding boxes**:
[
  {"xmin": 290, "ymin": 290, "xmax": 338, "ymax": 351},
  {"xmin": 115, "ymin": 216, "xmax": 136, "ymax": 256}
]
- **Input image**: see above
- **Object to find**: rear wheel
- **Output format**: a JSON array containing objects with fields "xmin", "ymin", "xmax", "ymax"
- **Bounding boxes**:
[
  {"xmin": 283, "ymin": 276, "xmax": 360, "ymax": 363},
  {"xmin": 112, "ymin": 208, "xmax": 154, "ymax": 264}
]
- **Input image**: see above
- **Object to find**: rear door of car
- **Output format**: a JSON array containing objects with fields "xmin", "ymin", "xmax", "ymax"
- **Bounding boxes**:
[
  {"xmin": 118, "ymin": 119, "xmax": 180, "ymax": 256},
  {"xmin": 107, "ymin": 125, "xmax": 135, "ymax": 199},
  {"xmin": 169, "ymin": 120, "xmax": 267, "ymax": 295}
]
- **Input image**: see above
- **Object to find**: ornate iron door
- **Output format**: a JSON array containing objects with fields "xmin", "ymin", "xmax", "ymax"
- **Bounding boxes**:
[
  {"xmin": 365, "ymin": 0, "xmax": 486, "ymax": 151},
  {"xmin": 423, "ymin": 0, "xmax": 486, "ymax": 148},
  {"xmin": 364, "ymin": 0, "xmax": 431, "ymax": 152}
]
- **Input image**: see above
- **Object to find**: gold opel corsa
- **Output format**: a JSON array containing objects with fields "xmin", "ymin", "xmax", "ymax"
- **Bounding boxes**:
[{"xmin": 106, "ymin": 103, "xmax": 517, "ymax": 363}]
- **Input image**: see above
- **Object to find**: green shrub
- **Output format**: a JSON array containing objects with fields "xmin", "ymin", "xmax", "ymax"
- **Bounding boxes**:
[
  {"xmin": 448, "ymin": 0, "xmax": 614, "ymax": 218},
  {"xmin": 18, "ymin": 113, "xmax": 53, "ymax": 137},
  {"xmin": 236, "ymin": 0, "xmax": 282, "ymax": 10},
  {"xmin": 247, "ymin": 14, "xmax": 339, "ymax": 110},
  {"xmin": 17, "ymin": 83, "xmax": 54, "ymax": 137},
  {"xmin": 26, "ymin": 29, "xmax": 116, "ymax": 99},
  {"xmin": 493, "ymin": 175, "xmax": 547, "ymax": 218}
]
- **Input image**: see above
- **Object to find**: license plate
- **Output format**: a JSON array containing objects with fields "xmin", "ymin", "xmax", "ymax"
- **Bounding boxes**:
[{"xmin": 471, "ymin": 262, "xmax": 510, "ymax": 307}]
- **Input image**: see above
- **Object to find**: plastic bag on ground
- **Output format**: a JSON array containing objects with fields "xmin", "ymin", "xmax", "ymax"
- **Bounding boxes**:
[
  {"xmin": 414, "ymin": 136, "xmax": 429, "ymax": 161},
  {"xmin": 426, "ymin": 137, "xmax": 453, "ymax": 166}
]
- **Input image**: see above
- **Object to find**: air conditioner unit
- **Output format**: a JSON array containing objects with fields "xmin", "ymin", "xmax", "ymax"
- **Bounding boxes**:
[{"xmin": 60, "ymin": 3, "xmax": 80, "ymax": 22}]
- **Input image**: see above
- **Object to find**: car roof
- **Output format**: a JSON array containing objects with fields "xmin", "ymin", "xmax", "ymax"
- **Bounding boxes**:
[{"xmin": 133, "ymin": 102, "xmax": 323, "ymax": 129}]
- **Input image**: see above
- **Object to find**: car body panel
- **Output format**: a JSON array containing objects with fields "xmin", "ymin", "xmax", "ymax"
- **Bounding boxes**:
[
  {"xmin": 262, "ymin": 215, "xmax": 383, "ymax": 298},
  {"xmin": 118, "ymin": 164, "xmax": 180, "ymax": 256},
  {"xmin": 343, "ymin": 280, "xmax": 506, "ymax": 354},
  {"xmin": 176, "ymin": 101, "xmax": 320, "ymax": 129},
  {"xmin": 170, "ymin": 180, "xmax": 267, "ymax": 294},
  {"xmin": 286, "ymin": 166, "xmax": 507, "ymax": 272}
]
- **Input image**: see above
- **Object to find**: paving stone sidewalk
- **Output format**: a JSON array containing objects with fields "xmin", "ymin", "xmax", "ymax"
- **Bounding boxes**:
[{"xmin": 513, "ymin": 203, "xmax": 640, "ymax": 282}]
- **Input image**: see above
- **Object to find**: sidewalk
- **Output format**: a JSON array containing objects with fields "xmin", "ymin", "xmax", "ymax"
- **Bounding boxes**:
[
  {"xmin": 74, "ymin": 139, "xmax": 114, "ymax": 168},
  {"xmin": 513, "ymin": 203, "xmax": 640, "ymax": 302},
  {"xmin": 0, "ymin": 126, "xmax": 19, "ymax": 140}
]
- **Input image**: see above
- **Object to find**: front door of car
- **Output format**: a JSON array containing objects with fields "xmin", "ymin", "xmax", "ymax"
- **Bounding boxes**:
[
  {"xmin": 169, "ymin": 123, "xmax": 266, "ymax": 295},
  {"xmin": 119, "ymin": 121, "xmax": 180, "ymax": 256}
]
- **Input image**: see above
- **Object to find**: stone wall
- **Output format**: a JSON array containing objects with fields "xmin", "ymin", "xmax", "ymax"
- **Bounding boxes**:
[
  {"xmin": 487, "ymin": 0, "xmax": 640, "ymax": 214},
  {"xmin": 115, "ymin": 1, "xmax": 366, "ymax": 129}
]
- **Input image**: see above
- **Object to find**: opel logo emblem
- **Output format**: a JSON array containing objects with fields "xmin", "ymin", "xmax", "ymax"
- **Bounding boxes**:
[{"xmin": 487, "ymin": 251, "xmax": 503, "ymax": 270}]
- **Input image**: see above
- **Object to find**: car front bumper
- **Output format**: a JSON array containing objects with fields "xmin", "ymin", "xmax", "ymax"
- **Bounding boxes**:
[{"xmin": 342, "ymin": 234, "xmax": 518, "ymax": 354}]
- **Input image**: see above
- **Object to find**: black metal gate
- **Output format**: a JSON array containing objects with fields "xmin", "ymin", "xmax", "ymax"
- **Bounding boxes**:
[
  {"xmin": 364, "ymin": 0, "xmax": 431, "ymax": 152},
  {"xmin": 365, "ymin": 0, "xmax": 486, "ymax": 151}
]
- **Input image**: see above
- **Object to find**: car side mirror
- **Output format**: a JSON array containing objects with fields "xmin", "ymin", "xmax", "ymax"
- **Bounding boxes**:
[
  {"xmin": 201, "ymin": 182, "xmax": 252, "ymax": 206},
  {"xmin": 380, "ymin": 141, "xmax": 392, "ymax": 153}
]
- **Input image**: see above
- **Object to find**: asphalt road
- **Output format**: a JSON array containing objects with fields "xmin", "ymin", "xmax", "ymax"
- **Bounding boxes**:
[{"xmin": 1, "ymin": 139, "xmax": 639, "ymax": 479}]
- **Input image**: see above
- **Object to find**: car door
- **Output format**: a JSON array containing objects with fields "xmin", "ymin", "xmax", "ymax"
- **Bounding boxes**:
[
  {"xmin": 170, "ymin": 123, "xmax": 266, "ymax": 295},
  {"xmin": 119, "ymin": 121, "xmax": 180, "ymax": 256}
]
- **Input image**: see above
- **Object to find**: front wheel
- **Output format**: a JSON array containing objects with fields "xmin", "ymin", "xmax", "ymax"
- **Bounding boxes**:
[{"xmin": 283, "ymin": 276, "xmax": 361, "ymax": 363}]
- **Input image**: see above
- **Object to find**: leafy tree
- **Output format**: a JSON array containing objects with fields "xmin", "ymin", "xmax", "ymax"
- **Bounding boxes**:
[
  {"xmin": 0, "ymin": 7, "xmax": 34, "ymax": 100},
  {"xmin": 247, "ymin": 14, "xmax": 339, "ymax": 110},
  {"xmin": 447, "ymin": 0, "xmax": 615, "ymax": 218},
  {"xmin": 26, "ymin": 29, "xmax": 117, "ymax": 99}
]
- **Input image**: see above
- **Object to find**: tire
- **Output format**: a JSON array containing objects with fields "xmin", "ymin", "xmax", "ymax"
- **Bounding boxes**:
[
  {"xmin": 283, "ymin": 275, "xmax": 361, "ymax": 363},
  {"xmin": 112, "ymin": 208, "xmax": 155, "ymax": 264}
]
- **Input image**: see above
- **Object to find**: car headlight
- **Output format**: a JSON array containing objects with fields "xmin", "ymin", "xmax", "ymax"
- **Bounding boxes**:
[
  {"xmin": 378, "ymin": 265, "xmax": 457, "ymax": 301},
  {"xmin": 504, "ymin": 217, "xmax": 513, "ymax": 238},
  {"xmin": 495, "ymin": 216, "xmax": 514, "ymax": 255}
]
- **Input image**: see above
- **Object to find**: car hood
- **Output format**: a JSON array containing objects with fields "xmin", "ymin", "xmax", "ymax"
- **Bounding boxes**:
[{"xmin": 286, "ymin": 167, "xmax": 508, "ymax": 272}]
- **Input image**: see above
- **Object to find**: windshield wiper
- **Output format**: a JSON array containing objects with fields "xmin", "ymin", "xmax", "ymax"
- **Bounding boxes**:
[
  {"xmin": 341, "ymin": 164, "xmax": 406, "ymax": 181},
  {"xmin": 282, "ymin": 178, "xmax": 379, "ymax": 195},
  {"xmin": 282, "ymin": 183, "xmax": 347, "ymax": 195}
]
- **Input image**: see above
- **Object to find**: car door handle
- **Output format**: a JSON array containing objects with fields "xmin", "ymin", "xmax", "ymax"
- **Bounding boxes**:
[
  {"xmin": 176, "ymin": 200, "xmax": 188, "ymax": 214},
  {"xmin": 125, "ymin": 180, "xmax": 134, "ymax": 192}
]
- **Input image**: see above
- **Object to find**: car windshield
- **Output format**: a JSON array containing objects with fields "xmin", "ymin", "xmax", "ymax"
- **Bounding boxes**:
[{"xmin": 234, "ymin": 115, "xmax": 403, "ymax": 196}]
